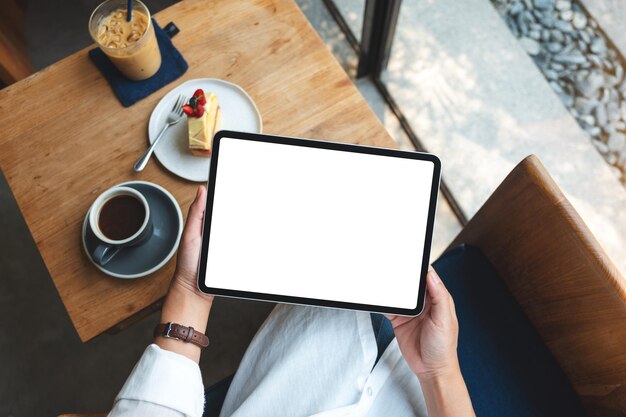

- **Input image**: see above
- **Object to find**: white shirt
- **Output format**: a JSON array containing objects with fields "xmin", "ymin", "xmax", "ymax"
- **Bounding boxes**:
[{"xmin": 109, "ymin": 304, "xmax": 427, "ymax": 417}]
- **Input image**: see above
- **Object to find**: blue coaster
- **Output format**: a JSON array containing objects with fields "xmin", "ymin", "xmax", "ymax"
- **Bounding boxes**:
[{"xmin": 88, "ymin": 20, "xmax": 188, "ymax": 107}]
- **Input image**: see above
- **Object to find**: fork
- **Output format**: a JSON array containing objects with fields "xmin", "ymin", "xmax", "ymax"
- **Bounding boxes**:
[{"xmin": 133, "ymin": 94, "xmax": 187, "ymax": 172}]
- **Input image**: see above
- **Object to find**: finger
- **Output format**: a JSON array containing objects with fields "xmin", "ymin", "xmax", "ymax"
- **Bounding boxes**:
[
  {"xmin": 183, "ymin": 186, "xmax": 207, "ymax": 240},
  {"xmin": 386, "ymin": 314, "xmax": 414, "ymax": 329},
  {"xmin": 426, "ymin": 267, "xmax": 453, "ymax": 328},
  {"xmin": 386, "ymin": 314, "xmax": 402, "ymax": 327}
]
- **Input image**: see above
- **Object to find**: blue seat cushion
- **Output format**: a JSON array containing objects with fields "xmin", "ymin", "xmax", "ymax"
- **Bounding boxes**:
[{"xmin": 433, "ymin": 244, "xmax": 586, "ymax": 417}]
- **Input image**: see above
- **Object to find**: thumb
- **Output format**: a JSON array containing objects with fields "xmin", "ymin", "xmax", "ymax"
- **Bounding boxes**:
[
  {"xmin": 183, "ymin": 186, "xmax": 207, "ymax": 240},
  {"xmin": 425, "ymin": 267, "xmax": 453, "ymax": 328}
]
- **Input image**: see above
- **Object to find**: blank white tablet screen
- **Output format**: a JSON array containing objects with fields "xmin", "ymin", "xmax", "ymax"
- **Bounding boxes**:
[{"xmin": 205, "ymin": 137, "xmax": 435, "ymax": 310}]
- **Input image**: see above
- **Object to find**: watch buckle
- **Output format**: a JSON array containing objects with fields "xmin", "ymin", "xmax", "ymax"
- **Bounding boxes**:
[{"xmin": 164, "ymin": 322, "xmax": 174, "ymax": 338}]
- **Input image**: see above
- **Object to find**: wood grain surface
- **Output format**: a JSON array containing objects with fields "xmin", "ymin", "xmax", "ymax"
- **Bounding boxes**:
[
  {"xmin": 449, "ymin": 155, "xmax": 626, "ymax": 417},
  {"xmin": 0, "ymin": 0, "xmax": 394, "ymax": 342}
]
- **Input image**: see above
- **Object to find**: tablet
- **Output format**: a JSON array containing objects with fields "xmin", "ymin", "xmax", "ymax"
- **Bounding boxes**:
[{"xmin": 197, "ymin": 131, "xmax": 441, "ymax": 316}]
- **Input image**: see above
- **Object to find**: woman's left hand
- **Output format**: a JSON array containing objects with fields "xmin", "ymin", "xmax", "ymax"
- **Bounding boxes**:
[
  {"xmin": 156, "ymin": 186, "xmax": 213, "ymax": 362},
  {"xmin": 170, "ymin": 185, "xmax": 213, "ymax": 303}
]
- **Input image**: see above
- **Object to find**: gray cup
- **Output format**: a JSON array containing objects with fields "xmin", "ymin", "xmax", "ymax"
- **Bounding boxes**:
[{"xmin": 88, "ymin": 186, "xmax": 153, "ymax": 266}]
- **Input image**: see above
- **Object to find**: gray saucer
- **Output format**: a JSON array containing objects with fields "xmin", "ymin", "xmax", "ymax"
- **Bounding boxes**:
[{"xmin": 82, "ymin": 181, "xmax": 183, "ymax": 279}]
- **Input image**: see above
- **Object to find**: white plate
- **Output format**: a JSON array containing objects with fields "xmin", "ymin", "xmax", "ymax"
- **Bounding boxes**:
[{"xmin": 148, "ymin": 78, "xmax": 262, "ymax": 182}]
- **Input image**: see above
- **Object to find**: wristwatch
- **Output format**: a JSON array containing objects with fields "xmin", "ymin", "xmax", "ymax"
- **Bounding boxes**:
[{"xmin": 154, "ymin": 322, "xmax": 210, "ymax": 348}]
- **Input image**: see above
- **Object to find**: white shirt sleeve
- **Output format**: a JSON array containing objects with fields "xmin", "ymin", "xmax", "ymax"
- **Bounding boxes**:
[{"xmin": 108, "ymin": 344, "xmax": 205, "ymax": 417}]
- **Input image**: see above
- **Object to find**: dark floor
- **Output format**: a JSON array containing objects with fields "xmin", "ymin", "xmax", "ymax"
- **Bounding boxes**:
[{"xmin": 1, "ymin": 1, "xmax": 275, "ymax": 416}]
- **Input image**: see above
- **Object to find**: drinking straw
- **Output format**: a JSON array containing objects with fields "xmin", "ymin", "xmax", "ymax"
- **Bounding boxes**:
[{"xmin": 127, "ymin": 0, "xmax": 132, "ymax": 21}]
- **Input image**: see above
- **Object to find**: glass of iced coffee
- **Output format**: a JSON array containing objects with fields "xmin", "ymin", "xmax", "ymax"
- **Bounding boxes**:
[{"xmin": 89, "ymin": 0, "xmax": 161, "ymax": 80}]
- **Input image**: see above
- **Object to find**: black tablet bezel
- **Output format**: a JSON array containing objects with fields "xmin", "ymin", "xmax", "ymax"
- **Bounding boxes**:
[{"xmin": 197, "ymin": 130, "xmax": 441, "ymax": 316}]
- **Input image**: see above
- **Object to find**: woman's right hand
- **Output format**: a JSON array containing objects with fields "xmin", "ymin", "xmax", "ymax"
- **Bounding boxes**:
[
  {"xmin": 388, "ymin": 266, "xmax": 460, "ymax": 381},
  {"xmin": 389, "ymin": 267, "xmax": 475, "ymax": 417}
]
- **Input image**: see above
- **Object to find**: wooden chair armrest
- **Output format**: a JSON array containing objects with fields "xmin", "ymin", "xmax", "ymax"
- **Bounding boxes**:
[
  {"xmin": 0, "ymin": 0, "xmax": 32, "ymax": 85},
  {"xmin": 449, "ymin": 155, "xmax": 626, "ymax": 416}
]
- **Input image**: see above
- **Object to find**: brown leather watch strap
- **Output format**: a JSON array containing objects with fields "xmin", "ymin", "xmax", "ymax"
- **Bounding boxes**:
[{"xmin": 154, "ymin": 322, "xmax": 210, "ymax": 348}]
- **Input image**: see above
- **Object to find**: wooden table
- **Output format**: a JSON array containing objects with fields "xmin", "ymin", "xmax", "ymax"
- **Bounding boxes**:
[{"xmin": 0, "ymin": 0, "xmax": 395, "ymax": 342}]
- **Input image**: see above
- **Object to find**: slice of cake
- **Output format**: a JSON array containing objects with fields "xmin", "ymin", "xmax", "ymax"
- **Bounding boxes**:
[{"xmin": 182, "ymin": 89, "xmax": 221, "ymax": 157}]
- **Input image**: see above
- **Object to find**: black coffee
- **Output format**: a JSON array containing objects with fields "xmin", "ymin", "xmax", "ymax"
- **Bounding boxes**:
[{"xmin": 98, "ymin": 194, "xmax": 146, "ymax": 241}]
